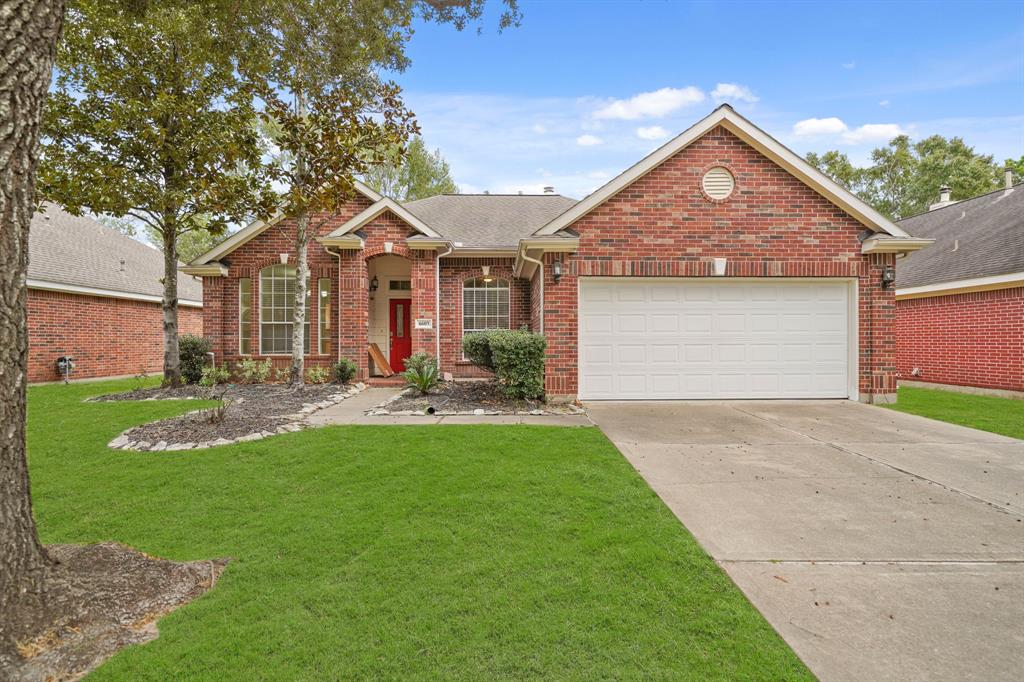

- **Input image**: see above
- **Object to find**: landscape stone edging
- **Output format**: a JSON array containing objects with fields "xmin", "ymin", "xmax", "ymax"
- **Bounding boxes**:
[
  {"xmin": 365, "ymin": 387, "xmax": 585, "ymax": 417},
  {"xmin": 107, "ymin": 383, "xmax": 366, "ymax": 452}
]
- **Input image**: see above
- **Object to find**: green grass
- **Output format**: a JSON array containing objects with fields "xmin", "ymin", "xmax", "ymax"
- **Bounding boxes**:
[
  {"xmin": 883, "ymin": 386, "xmax": 1024, "ymax": 440},
  {"xmin": 28, "ymin": 378, "xmax": 810, "ymax": 680}
]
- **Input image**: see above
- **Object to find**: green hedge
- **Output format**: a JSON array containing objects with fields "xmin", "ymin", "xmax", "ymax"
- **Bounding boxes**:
[
  {"xmin": 179, "ymin": 334, "xmax": 212, "ymax": 384},
  {"xmin": 462, "ymin": 330, "xmax": 546, "ymax": 400}
]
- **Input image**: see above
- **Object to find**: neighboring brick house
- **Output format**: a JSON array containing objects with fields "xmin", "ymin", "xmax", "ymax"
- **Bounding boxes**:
[
  {"xmin": 895, "ymin": 177, "xmax": 1023, "ymax": 396},
  {"xmin": 28, "ymin": 204, "xmax": 203, "ymax": 382},
  {"xmin": 185, "ymin": 105, "xmax": 931, "ymax": 403}
]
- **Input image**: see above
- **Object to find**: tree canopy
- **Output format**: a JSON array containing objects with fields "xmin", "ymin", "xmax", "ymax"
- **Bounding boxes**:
[{"xmin": 364, "ymin": 136, "xmax": 459, "ymax": 200}]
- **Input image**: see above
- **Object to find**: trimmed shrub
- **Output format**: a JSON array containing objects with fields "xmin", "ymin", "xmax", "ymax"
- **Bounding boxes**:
[
  {"xmin": 179, "ymin": 334, "xmax": 212, "ymax": 384},
  {"xmin": 402, "ymin": 353, "xmax": 439, "ymax": 395},
  {"xmin": 306, "ymin": 366, "xmax": 330, "ymax": 384},
  {"xmin": 332, "ymin": 358, "xmax": 357, "ymax": 384},
  {"xmin": 237, "ymin": 358, "xmax": 272, "ymax": 383},
  {"xmin": 462, "ymin": 330, "xmax": 546, "ymax": 400},
  {"xmin": 199, "ymin": 363, "xmax": 231, "ymax": 387}
]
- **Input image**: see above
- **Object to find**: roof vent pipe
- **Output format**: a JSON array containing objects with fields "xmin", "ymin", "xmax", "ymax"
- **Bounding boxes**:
[
  {"xmin": 939, "ymin": 186, "xmax": 951, "ymax": 203},
  {"xmin": 1006, "ymin": 167, "xmax": 1014, "ymax": 191},
  {"xmin": 543, "ymin": 186, "xmax": 555, "ymax": 194}
]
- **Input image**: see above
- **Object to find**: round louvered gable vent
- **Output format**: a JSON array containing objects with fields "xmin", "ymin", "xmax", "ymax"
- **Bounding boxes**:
[{"xmin": 702, "ymin": 166, "xmax": 735, "ymax": 200}]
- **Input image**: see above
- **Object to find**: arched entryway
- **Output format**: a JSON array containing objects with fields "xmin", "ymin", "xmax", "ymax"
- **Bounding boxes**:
[{"xmin": 367, "ymin": 254, "xmax": 413, "ymax": 373}]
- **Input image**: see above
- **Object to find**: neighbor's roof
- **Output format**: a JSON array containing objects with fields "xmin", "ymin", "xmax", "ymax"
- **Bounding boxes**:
[
  {"xmin": 402, "ymin": 194, "xmax": 577, "ymax": 248},
  {"xmin": 896, "ymin": 185, "xmax": 1024, "ymax": 289},
  {"xmin": 29, "ymin": 203, "xmax": 203, "ymax": 304}
]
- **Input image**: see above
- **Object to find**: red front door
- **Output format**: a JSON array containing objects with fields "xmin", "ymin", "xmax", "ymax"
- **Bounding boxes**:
[{"xmin": 389, "ymin": 298, "xmax": 412, "ymax": 372}]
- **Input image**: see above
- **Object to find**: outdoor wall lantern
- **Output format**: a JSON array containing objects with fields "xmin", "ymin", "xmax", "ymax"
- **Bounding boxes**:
[
  {"xmin": 881, "ymin": 265, "xmax": 896, "ymax": 289},
  {"xmin": 369, "ymin": 275, "xmax": 379, "ymax": 295},
  {"xmin": 552, "ymin": 260, "xmax": 563, "ymax": 283}
]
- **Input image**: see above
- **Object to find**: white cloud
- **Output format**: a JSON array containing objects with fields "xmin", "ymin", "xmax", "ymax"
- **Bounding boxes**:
[
  {"xmin": 793, "ymin": 117, "xmax": 849, "ymax": 137},
  {"xmin": 711, "ymin": 83, "xmax": 759, "ymax": 104},
  {"xmin": 842, "ymin": 61, "xmax": 857, "ymax": 70},
  {"xmin": 531, "ymin": 123, "xmax": 547, "ymax": 134},
  {"xmin": 878, "ymin": 100, "xmax": 890, "ymax": 108},
  {"xmin": 636, "ymin": 125, "xmax": 669, "ymax": 140},
  {"xmin": 593, "ymin": 86, "xmax": 705, "ymax": 120},
  {"xmin": 841, "ymin": 123, "xmax": 905, "ymax": 144},
  {"xmin": 792, "ymin": 116, "xmax": 905, "ymax": 144},
  {"xmin": 576, "ymin": 134, "xmax": 604, "ymax": 146}
]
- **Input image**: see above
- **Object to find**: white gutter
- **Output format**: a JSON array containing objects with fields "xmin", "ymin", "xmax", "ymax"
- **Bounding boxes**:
[
  {"xmin": 519, "ymin": 251, "xmax": 544, "ymax": 334},
  {"xmin": 27, "ymin": 279, "xmax": 203, "ymax": 308},
  {"xmin": 435, "ymin": 242, "xmax": 454, "ymax": 369},
  {"xmin": 896, "ymin": 271, "xmax": 1024, "ymax": 300}
]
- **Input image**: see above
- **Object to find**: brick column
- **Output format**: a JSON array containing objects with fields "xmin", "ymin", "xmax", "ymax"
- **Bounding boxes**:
[
  {"xmin": 542, "ymin": 251, "xmax": 578, "ymax": 401},
  {"xmin": 202, "ymin": 276, "xmax": 225, "ymax": 361},
  {"xmin": 338, "ymin": 252, "xmax": 369, "ymax": 378},
  {"xmin": 859, "ymin": 253, "xmax": 898, "ymax": 403},
  {"xmin": 410, "ymin": 250, "xmax": 437, "ymax": 356}
]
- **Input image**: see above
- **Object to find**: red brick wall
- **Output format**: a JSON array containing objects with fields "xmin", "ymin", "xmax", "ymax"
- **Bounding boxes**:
[
  {"xmin": 542, "ymin": 125, "xmax": 898, "ymax": 401},
  {"xmin": 27, "ymin": 288, "xmax": 202, "ymax": 382},
  {"xmin": 896, "ymin": 287, "xmax": 1024, "ymax": 392},
  {"xmin": 437, "ymin": 257, "xmax": 530, "ymax": 377}
]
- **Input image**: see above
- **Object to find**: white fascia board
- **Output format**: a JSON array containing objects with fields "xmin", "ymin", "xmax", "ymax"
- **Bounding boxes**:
[
  {"xmin": 533, "ymin": 105, "xmax": 909, "ymax": 238},
  {"xmin": 861, "ymin": 237, "xmax": 934, "ymax": 254},
  {"xmin": 513, "ymin": 237, "xmax": 580, "ymax": 278},
  {"xmin": 448, "ymin": 247, "xmax": 516, "ymax": 257},
  {"xmin": 189, "ymin": 181, "xmax": 383, "ymax": 266},
  {"xmin": 317, "ymin": 235, "xmax": 364, "ymax": 249},
  {"xmin": 896, "ymin": 271, "xmax": 1024, "ymax": 299},
  {"xmin": 180, "ymin": 263, "xmax": 229, "ymax": 277},
  {"xmin": 408, "ymin": 238, "xmax": 453, "ymax": 250},
  {"xmin": 324, "ymin": 197, "xmax": 442, "ymax": 239},
  {"xmin": 28, "ymin": 279, "xmax": 203, "ymax": 308}
]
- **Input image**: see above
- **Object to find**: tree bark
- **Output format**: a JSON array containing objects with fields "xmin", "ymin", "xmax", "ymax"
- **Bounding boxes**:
[
  {"xmin": 161, "ymin": 220, "xmax": 182, "ymax": 386},
  {"xmin": 289, "ymin": 87, "xmax": 309, "ymax": 385},
  {"xmin": 0, "ymin": 0, "xmax": 64, "ymax": 615}
]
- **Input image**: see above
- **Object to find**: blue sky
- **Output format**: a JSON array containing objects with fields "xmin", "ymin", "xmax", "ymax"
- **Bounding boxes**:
[{"xmin": 390, "ymin": 0, "xmax": 1024, "ymax": 198}]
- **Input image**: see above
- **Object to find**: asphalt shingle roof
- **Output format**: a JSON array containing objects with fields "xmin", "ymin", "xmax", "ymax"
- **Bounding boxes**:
[
  {"xmin": 29, "ymin": 203, "xmax": 203, "ymax": 303},
  {"xmin": 402, "ymin": 194, "xmax": 577, "ymax": 248},
  {"xmin": 896, "ymin": 185, "xmax": 1024, "ymax": 289}
]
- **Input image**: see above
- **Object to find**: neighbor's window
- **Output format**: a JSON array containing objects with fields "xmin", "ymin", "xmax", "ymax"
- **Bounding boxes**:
[
  {"xmin": 239, "ymin": 278, "xmax": 252, "ymax": 355},
  {"xmin": 463, "ymin": 277, "xmax": 510, "ymax": 336},
  {"xmin": 318, "ymin": 278, "xmax": 331, "ymax": 355},
  {"xmin": 259, "ymin": 264, "xmax": 310, "ymax": 355}
]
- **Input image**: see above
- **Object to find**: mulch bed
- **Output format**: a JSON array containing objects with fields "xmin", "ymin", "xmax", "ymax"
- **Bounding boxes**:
[
  {"xmin": 1, "ymin": 542, "xmax": 227, "ymax": 681},
  {"xmin": 375, "ymin": 380, "xmax": 583, "ymax": 415},
  {"xmin": 99, "ymin": 383, "xmax": 354, "ymax": 448}
]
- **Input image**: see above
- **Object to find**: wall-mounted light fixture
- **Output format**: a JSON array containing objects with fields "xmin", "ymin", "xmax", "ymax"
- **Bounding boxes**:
[
  {"xmin": 481, "ymin": 264, "xmax": 493, "ymax": 283},
  {"xmin": 881, "ymin": 265, "xmax": 896, "ymax": 289},
  {"xmin": 552, "ymin": 260, "xmax": 563, "ymax": 283},
  {"xmin": 369, "ymin": 275, "xmax": 379, "ymax": 296}
]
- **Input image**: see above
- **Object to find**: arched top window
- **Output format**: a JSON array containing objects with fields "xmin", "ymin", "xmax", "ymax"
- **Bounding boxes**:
[
  {"xmin": 463, "ymin": 277, "xmax": 510, "ymax": 335},
  {"xmin": 260, "ymin": 264, "xmax": 309, "ymax": 355}
]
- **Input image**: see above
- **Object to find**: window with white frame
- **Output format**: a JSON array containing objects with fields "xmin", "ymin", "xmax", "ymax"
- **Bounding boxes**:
[
  {"xmin": 259, "ymin": 264, "xmax": 310, "ymax": 355},
  {"xmin": 239, "ymin": 278, "xmax": 252, "ymax": 355},
  {"xmin": 462, "ymin": 277, "xmax": 510, "ymax": 337},
  {"xmin": 318, "ymin": 278, "xmax": 330, "ymax": 355}
]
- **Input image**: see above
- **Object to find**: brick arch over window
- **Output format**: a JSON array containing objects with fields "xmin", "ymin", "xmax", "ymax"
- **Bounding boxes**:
[{"xmin": 364, "ymin": 243, "xmax": 412, "ymax": 260}]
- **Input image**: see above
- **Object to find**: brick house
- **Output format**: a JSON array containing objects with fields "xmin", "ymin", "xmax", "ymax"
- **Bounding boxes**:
[
  {"xmin": 895, "ymin": 176, "xmax": 1023, "ymax": 396},
  {"xmin": 184, "ymin": 106, "xmax": 931, "ymax": 403},
  {"xmin": 28, "ymin": 204, "xmax": 203, "ymax": 382}
]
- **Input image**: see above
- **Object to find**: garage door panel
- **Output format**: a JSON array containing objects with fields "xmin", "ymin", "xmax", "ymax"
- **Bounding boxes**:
[{"xmin": 578, "ymin": 279, "xmax": 852, "ymax": 400}]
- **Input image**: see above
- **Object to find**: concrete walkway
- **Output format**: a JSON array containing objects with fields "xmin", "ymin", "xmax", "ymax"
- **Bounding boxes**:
[
  {"xmin": 307, "ymin": 388, "xmax": 593, "ymax": 427},
  {"xmin": 587, "ymin": 399, "xmax": 1024, "ymax": 682}
]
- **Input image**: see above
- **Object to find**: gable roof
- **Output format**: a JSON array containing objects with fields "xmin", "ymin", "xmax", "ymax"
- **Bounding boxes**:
[
  {"xmin": 403, "ymin": 194, "xmax": 577, "ymax": 248},
  {"xmin": 896, "ymin": 184, "xmax": 1023, "ymax": 290},
  {"xmin": 187, "ymin": 179, "xmax": 382, "ymax": 266},
  {"xmin": 29, "ymin": 203, "xmax": 202, "ymax": 305},
  {"xmin": 532, "ymin": 104, "xmax": 911, "ymax": 239},
  {"xmin": 321, "ymin": 196, "xmax": 443, "ymax": 242}
]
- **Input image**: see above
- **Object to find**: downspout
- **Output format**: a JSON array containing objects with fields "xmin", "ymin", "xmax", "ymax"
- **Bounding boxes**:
[
  {"xmin": 326, "ymin": 247, "xmax": 342, "ymax": 362},
  {"xmin": 436, "ymin": 243, "xmax": 454, "ymax": 371},
  {"xmin": 519, "ymin": 250, "xmax": 544, "ymax": 334}
]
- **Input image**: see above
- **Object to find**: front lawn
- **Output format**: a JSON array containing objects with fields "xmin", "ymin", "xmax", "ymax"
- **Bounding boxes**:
[
  {"xmin": 27, "ymin": 379, "xmax": 810, "ymax": 680},
  {"xmin": 883, "ymin": 386, "xmax": 1024, "ymax": 440}
]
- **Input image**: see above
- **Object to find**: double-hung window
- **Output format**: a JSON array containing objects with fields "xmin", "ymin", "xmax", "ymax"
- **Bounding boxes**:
[
  {"xmin": 462, "ymin": 277, "xmax": 510, "ymax": 339},
  {"xmin": 259, "ymin": 264, "xmax": 310, "ymax": 354}
]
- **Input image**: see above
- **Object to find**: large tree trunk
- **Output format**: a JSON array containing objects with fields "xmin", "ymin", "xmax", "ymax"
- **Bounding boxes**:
[
  {"xmin": 289, "ymin": 212, "xmax": 308, "ymax": 384},
  {"xmin": 0, "ymin": 0, "xmax": 65, "ymax": 615},
  {"xmin": 161, "ymin": 221, "xmax": 182, "ymax": 387}
]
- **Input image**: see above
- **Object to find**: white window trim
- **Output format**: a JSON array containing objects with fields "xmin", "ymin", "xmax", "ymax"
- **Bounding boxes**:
[
  {"xmin": 239, "ymin": 278, "xmax": 252, "ymax": 356},
  {"xmin": 461, "ymin": 277, "xmax": 511, "ymax": 359},
  {"xmin": 317, "ymin": 278, "xmax": 331, "ymax": 356},
  {"xmin": 258, "ymin": 265, "xmax": 311, "ymax": 356}
]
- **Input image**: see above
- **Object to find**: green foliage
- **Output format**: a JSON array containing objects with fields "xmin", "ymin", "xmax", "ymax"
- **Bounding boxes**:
[
  {"xmin": 883, "ymin": 387, "xmax": 1024, "ymax": 440},
  {"xmin": 199, "ymin": 364, "xmax": 231, "ymax": 387},
  {"xmin": 237, "ymin": 358, "xmax": 272, "ymax": 384},
  {"xmin": 178, "ymin": 335, "xmax": 212, "ymax": 384},
  {"xmin": 1005, "ymin": 155, "xmax": 1024, "ymax": 185},
  {"xmin": 332, "ymin": 358, "xmax": 358, "ymax": 384},
  {"xmin": 807, "ymin": 134, "xmax": 1006, "ymax": 219},
  {"xmin": 402, "ymin": 353, "xmax": 439, "ymax": 395},
  {"xmin": 363, "ymin": 136, "xmax": 458, "ymax": 200},
  {"xmin": 274, "ymin": 367, "xmax": 291, "ymax": 383},
  {"xmin": 306, "ymin": 366, "xmax": 330, "ymax": 384},
  {"xmin": 463, "ymin": 330, "xmax": 546, "ymax": 400}
]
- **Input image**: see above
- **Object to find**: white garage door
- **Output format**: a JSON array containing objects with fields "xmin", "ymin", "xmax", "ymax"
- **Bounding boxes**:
[{"xmin": 578, "ymin": 279, "xmax": 853, "ymax": 400}]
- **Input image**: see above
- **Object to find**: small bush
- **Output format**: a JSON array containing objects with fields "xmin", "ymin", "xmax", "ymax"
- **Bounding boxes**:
[
  {"xmin": 463, "ymin": 330, "xmax": 546, "ymax": 400},
  {"xmin": 237, "ymin": 358, "xmax": 272, "ymax": 384},
  {"xmin": 274, "ymin": 367, "xmax": 290, "ymax": 383},
  {"xmin": 332, "ymin": 358, "xmax": 357, "ymax": 384},
  {"xmin": 179, "ymin": 335, "xmax": 212, "ymax": 384},
  {"xmin": 199, "ymin": 363, "xmax": 231, "ymax": 387},
  {"xmin": 306, "ymin": 366, "xmax": 330, "ymax": 384},
  {"xmin": 402, "ymin": 353, "xmax": 439, "ymax": 395}
]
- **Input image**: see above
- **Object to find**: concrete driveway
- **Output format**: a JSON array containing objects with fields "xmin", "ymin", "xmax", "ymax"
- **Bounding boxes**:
[{"xmin": 587, "ymin": 400, "xmax": 1024, "ymax": 682}]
